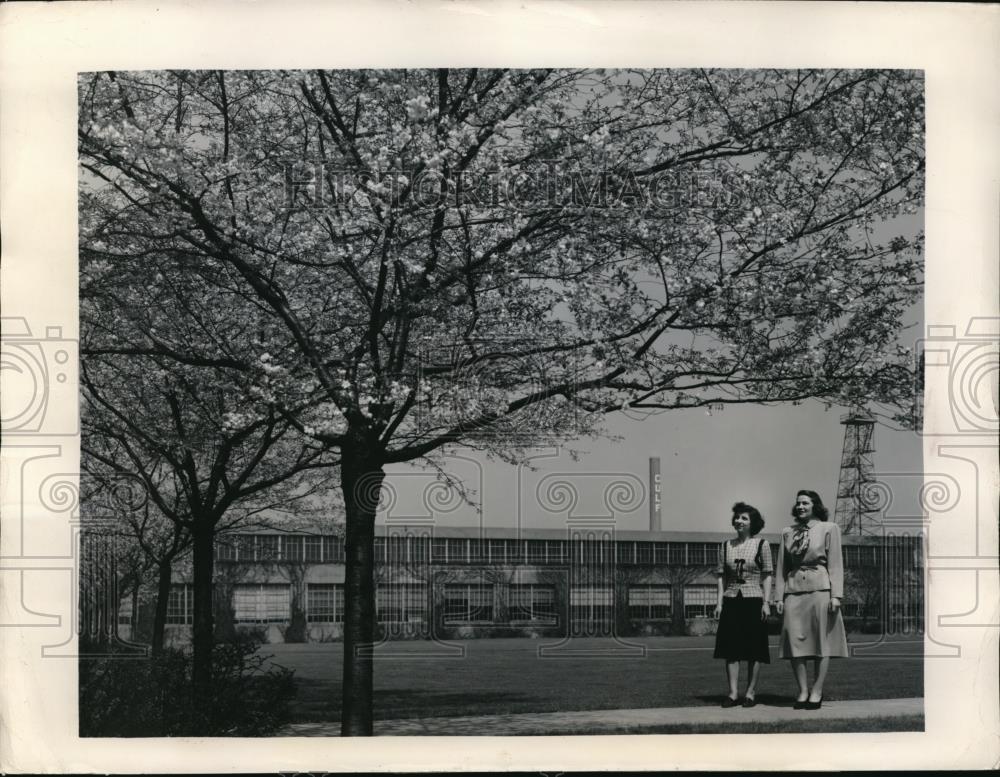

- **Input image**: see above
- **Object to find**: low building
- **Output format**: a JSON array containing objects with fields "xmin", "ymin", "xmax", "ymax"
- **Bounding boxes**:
[{"xmin": 115, "ymin": 524, "xmax": 924, "ymax": 646}]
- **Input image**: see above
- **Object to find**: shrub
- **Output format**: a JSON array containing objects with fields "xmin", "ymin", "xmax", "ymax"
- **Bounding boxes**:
[
  {"xmin": 686, "ymin": 616, "xmax": 717, "ymax": 636},
  {"xmin": 843, "ymin": 616, "xmax": 886, "ymax": 635},
  {"xmin": 79, "ymin": 635, "xmax": 295, "ymax": 737}
]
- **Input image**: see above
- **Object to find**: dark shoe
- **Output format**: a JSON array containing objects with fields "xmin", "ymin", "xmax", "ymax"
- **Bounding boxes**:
[
  {"xmin": 742, "ymin": 696, "xmax": 757, "ymax": 708},
  {"xmin": 793, "ymin": 699, "xmax": 808, "ymax": 709},
  {"xmin": 721, "ymin": 696, "xmax": 740, "ymax": 708},
  {"xmin": 804, "ymin": 698, "xmax": 823, "ymax": 710}
]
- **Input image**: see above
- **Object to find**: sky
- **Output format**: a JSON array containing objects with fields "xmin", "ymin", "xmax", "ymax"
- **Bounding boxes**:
[{"xmin": 380, "ymin": 398, "xmax": 924, "ymax": 538}]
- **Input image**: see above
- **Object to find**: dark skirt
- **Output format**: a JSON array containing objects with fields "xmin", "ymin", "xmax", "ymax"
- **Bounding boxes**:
[{"xmin": 713, "ymin": 594, "xmax": 770, "ymax": 663}]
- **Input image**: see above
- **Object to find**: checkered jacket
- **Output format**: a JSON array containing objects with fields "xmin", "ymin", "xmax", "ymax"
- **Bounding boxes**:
[{"xmin": 714, "ymin": 537, "xmax": 774, "ymax": 598}]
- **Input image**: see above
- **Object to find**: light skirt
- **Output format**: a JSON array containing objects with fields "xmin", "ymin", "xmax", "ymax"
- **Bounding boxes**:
[{"xmin": 779, "ymin": 590, "xmax": 849, "ymax": 659}]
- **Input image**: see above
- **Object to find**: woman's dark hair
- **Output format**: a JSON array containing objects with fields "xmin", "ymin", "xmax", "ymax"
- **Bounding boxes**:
[
  {"xmin": 791, "ymin": 489, "xmax": 829, "ymax": 521},
  {"xmin": 731, "ymin": 502, "xmax": 765, "ymax": 536}
]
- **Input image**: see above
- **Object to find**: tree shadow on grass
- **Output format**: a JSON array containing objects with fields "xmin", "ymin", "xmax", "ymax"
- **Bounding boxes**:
[
  {"xmin": 375, "ymin": 688, "xmax": 541, "ymax": 720},
  {"xmin": 290, "ymin": 680, "xmax": 539, "ymax": 723}
]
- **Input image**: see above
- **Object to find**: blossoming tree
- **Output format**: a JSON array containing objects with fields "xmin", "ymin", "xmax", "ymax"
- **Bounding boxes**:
[
  {"xmin": 79, "ymin": 68, "xmax": 923, "ymax": 734},
  {"xmin": 81, "ymin": 273, "xmax": 340, "ymax": 687}
]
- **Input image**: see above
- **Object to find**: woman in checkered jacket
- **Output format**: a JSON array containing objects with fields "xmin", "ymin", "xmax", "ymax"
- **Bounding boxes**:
[{"xmin": 713, "ymin": 502, "xmax": 773, "ymax": 708}]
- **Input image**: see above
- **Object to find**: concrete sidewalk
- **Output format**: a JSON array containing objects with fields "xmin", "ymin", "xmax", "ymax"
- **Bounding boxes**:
[{"xmin": 279, "ymin": 697, "xmax": 922, "ymax": 736}]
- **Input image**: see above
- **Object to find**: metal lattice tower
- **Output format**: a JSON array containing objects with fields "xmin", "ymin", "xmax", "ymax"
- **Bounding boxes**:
[{"xmin": 834, "ymin": 409, "xmax": 880, "ymax": 536}]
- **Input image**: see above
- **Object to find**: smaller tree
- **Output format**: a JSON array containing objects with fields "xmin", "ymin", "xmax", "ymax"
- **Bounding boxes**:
[
  {"xmin": 844, "ymin": 564, "xmax": 883, "ymax": 630},
  {"xmin": 661, "ymin": 564, "xmax": 716, "ymax": 636},
  {"xmin": 81, "ymin": 349, "xmax": 339, "ymax": 689},
  {"xmin": 613, "ymin": 564, "xmax": 662, "ymax": 637},
  {"xmin": 81, "ymin": 467, "xmax": 195, "ymax": 653}
]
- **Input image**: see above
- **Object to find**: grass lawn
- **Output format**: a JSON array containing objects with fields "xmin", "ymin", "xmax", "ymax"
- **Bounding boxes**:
[{"xmin": 262, "ymin": 634, "xmax": 923, "ymax": 724}]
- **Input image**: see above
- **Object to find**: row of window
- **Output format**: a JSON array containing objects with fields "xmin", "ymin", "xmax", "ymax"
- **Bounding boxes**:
[
  {"xmin": 216, "ymin": 535, "xmax": 345, "ymax": 563},
  {"xmin": 216, "ymin": 533, "xmax": 923, "ymax": 568},
  {"xmin": 150, "ymin": 583, "xmax": 721, "ymax": 625},
  {"xmin": 842, "ymin": 544, "xmax": 921, "ymax": 567},
  {"xmin": 215, "ymin": 535, "xmax": 733, "ymax": 567},
  {"xmin": 122, "ymin": 577, "xmax": 923, "ymax": 627}
]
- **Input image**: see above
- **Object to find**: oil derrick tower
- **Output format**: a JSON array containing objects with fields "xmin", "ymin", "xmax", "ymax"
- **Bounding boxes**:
[{"xmin": 834, "ymin": 409, "xmax": 880, "ymax": 536}]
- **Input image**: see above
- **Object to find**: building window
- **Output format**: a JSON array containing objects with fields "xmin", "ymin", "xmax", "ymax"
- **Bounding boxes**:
[
  {"xmin": 432, "ymin": 538, "xmax": 448, "ymax": 563},
  {"xmin": 654, "ymin": 542, "xmax": 670, "ymax": 564},
  {"xmin": 683, "ymin": 585, "xmax": 716, "ymax": 619},
  {"xmin": 166, "ymin": 583, "xmax": 193, "ymax": 625},
  {"xmin": 489, "ymin": 539, "xmax": 507, "ymax": 565},
  {"xmin": 235, "ymin": 535, "xmax": 255, "ymax": 561},
  {"xmin": 628, "ymin": 584, "xmax": 671, "ymax": 620},
  {"xmin": 257, "ymin": 535, "xmax": 280, "ymax": 561},
  {"xmin": 216, "ymin": 538, "xmax": 236, "ymax": 561},
  {"xmin": 468, "ymin": 539, "xmax": 486, "ymax": 563},
  {"xmin": 688, "ymin": 543, "xmax": 708, "ymax": 566},
  {"xmin": 284, "ymin": 535, "xmax": 304, "ymax": 562},
  {"xmin": 547, "ymin": 541, "xmax": 567, "ymax": 564},
  {"xmin": 232, "ymin": 584, "xmax": 290, "ymax": 624},
  {"xmin": 118, "ymin": 594, "xmax": 134, "ymax": 626},
  {"xmin": 386, "ymin": 536, "xmax": 407, "ymax": 563},
  {"xmin": 527, "ymin": 540, "xmax": 547, "ymax": 564},
  {"xmin": 580, "ymin": 538, "xmax": 609, "ymax": 564},
  {"xmin": 447, "ymin": 539, "xmax": 468, "ymax": 564},
  {"xmin": 616, "ymin": 542, "xmax": 633, "ymax": 565},
  {"xmin": 509, "ymin": 584, "xmax": 557, "ymax": 623},
  {"xmin": 324, "ymin": 536, "xmax": 345, "ymax": 563},
  {"xmin": 668, "ymin": 543, "xmax": 686, "ymax": 565},
  {"xmin": 444, "ymin": 584, "xmax": 494, "ymax": 623},
  {"xmin": 410, "ymin": 536, "xmax": 430, "ymax": 564},
  {"xmin": 570, "ymin": 586, "xmax": 613, "ymax": 622},
  {"xmin": 306, "ymin": 583, "xmax": 344, "ymax": 623},
  {"xmin": 636, "ymin": 543, "xmax": 654, "ymax": 565},
  {"xmin": 377, "ymin": 583, "xmax": 427, "ymax": 622},
  {"xmin": 846, "ymin": 545, "xmax": 862, "ymax": 566},
  {"xmin": 304, "ymin": 536, "xmax": 322, "ymax": 562}
]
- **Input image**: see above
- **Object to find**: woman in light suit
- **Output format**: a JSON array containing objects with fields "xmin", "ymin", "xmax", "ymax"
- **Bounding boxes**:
[{"xmin": 774, "ymin": 490, "xmax": 849, "ymax": 709}]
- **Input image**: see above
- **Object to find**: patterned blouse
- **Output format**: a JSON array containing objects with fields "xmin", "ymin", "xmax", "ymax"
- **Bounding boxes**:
[
  {"xmin": 774, "ymin": 520, "xmax": 845, "ymax": 599},
  {"xmin": 714, "ymin": 537, "xmax": 774, "ymax": 599}
]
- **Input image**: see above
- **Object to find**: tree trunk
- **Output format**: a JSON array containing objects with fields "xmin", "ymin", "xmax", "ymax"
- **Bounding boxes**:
[
  {"xmin": 670, "ymin": 578, "xmax": 687, "ymax": 636},
  {"xmin": 614, "ymin": 572, "xmax": 631, "ymax": 637},
  {"xmin": 339, "ymin": 445, "xmax": 385, "ymax": 737},
  {"xmin": 129, "ymin": 579, "xmax": 140, "ymax": 642},
  {"xmin": 191, "ymin": 523, "xmax": 216, "ymax": 695},
  {"xmin": 151, "ymin": 559, "xmax": 172, "ymax": 655}
]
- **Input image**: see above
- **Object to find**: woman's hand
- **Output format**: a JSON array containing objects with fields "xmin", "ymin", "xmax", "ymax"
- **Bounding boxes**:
[
  {"xmin": 829, "ymin": 596, "xmax": 841, "ymax": 613},
  {"xmin": 760, "ymin": 602, "xmax": 771, "ymax": 621},
  {"xmin": 775, "ymin": 600, "xmax": 784, "ymax": 615},
  {"xmin": 713, "ymin": 604, "xmax": 722, "ymax": 619}
]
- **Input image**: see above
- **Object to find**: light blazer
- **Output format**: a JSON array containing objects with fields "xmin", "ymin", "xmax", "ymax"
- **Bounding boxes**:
[{"xmin": 774, "ymin": 520, "xmax": 844, "ymax": 600}]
